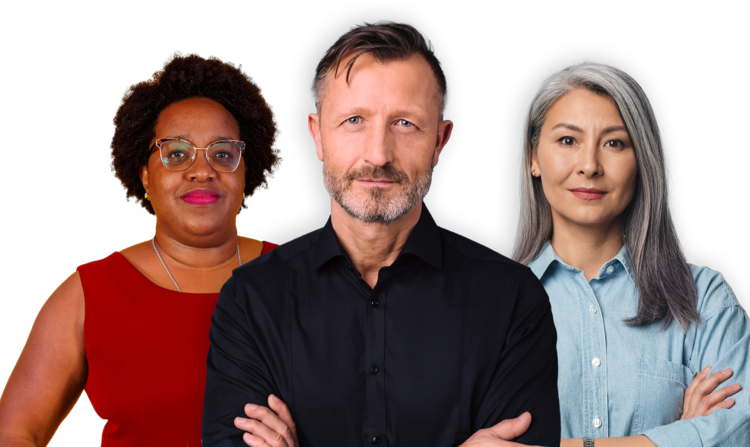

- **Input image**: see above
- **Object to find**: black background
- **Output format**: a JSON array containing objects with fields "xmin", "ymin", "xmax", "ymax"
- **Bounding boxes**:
[{"xmin": 0, "ymin": 15, "xmax": 750, "ymax": 446}]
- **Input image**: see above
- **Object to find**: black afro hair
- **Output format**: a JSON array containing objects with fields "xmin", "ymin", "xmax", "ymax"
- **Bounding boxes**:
[{"xmin": 111, "ymin": 53, "xmax": 279, "ymax": 214}]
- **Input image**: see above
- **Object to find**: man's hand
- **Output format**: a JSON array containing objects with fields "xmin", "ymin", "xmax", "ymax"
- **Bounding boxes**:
[
  {"xmin": 460, "ymin": 412, "xmax": 543, "ymax": 447},
  {"xmin": 234, "ymin": 395, "xmax": 299, "ymax": 447},
  {"xmin": 681, "ymin": 366, "xmax": 741, "ymax": 419}
]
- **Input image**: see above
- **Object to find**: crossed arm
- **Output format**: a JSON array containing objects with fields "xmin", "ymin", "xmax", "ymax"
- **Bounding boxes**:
[
  {"xmin": 234, "ymin": 365, "xmax": 739, "ymax": 447},
  {"xmin": 234, "ymin": 397, "xmax": 543, "ymax": 447}
]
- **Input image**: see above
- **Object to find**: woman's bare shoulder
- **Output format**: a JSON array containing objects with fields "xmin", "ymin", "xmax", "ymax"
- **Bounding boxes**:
[
  {"xmin": 47, "ymin": 271, "xmax": 85, "ymax": 323},
  {"xmin": 239, "ymin": 236, "xmax": 263, "ymax": 261},
  {"xmin": 0, "ymin": 273, "xmax": 88, "ymax": 444},
  {"xmin": 119, "ymin": 241, "xmax": 153, "ymax": 265}
]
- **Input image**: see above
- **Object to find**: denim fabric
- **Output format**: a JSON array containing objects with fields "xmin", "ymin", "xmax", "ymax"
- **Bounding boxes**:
[{"xmin": 529, "ymin": 242, "xmax": 750, "ymax": 446}]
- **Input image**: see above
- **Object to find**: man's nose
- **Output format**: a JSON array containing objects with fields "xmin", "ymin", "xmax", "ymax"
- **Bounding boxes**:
[{"xmin": 362, "ymin": 122, "xmax": 395, "ymax": 167}]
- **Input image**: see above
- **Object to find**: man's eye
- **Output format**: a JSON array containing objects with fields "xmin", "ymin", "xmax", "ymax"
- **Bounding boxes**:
[
  {"xmin": 559, "ymin": 137, "xmax": 575, "ymax": 146},
  {"xmin": 399, "ymin": 119, "xmax": 413, "ymax": 127},
  {"xmin": 347, "ymin": 117, "xmax": 360, "ymax": 124}
]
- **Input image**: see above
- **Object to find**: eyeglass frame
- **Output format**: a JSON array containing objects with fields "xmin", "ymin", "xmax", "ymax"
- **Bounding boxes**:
[{"xmin": 151, "ymin": 138, "xmax": 247, "ymax": 172}]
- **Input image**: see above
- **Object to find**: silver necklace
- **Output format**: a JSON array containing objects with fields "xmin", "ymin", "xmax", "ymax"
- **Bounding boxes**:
[{"xmin": 151, "ymin": 237, "xmax": 241, "ymax": 293}]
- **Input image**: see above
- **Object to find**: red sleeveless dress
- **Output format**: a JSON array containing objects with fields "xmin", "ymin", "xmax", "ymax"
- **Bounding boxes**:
[{"xmin": 77, "ymin": 242, "xmax": 278, "ymax": 447}]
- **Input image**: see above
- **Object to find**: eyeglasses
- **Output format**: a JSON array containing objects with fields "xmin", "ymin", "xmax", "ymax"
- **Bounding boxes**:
[{"xmin": 152, "ymin": 138, "xmax": 246, "ymax": 172}]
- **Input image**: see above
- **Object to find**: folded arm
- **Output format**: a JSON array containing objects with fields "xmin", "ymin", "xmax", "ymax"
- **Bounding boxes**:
[
  {"xmin": 202, "ymin": 277, "xmax": 279, "ymax": 447},
  {"xmin": 468, "ymin": 269, "xmax": 561, "ymax": 446},
  {"xmin": 635, "ymin": 272, "xmax": 750, "ymax": 447}
]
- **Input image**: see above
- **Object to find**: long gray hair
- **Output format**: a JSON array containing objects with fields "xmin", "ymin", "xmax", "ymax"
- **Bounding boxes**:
[{"xmin": 513, "ymin": 62, "xmax": 700, "ymax": 330}]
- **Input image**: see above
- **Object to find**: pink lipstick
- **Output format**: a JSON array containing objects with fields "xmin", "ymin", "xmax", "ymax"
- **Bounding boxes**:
[
  {"xmin": 569, "ymin": 188, "xmax": 607, "ymax": 200},
  {"xmin": 181, "ymin": 189, "xmax": 221, "ymax": 205}
]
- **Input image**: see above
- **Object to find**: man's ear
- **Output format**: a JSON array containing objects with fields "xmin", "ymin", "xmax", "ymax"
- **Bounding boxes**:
[
  {"xmin": 431, "ymin": 119, "xmax": 453, "ymax": 168},
  {"xmin": 309, "ymin": 113, "xmax": 324, "ymax": 161}
]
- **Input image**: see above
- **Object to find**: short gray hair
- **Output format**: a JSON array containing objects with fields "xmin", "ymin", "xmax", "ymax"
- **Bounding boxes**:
[{"xmin": 513, "ymin": 62, "xmax": 700, "ymax": 330}]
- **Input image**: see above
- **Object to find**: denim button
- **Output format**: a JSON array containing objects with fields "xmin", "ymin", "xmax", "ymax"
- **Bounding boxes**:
[
  {"xmin": 593, "ymin": 416, "xmax": 602, "ymax": 428},
  {"xmin": 589, "ymin": 305, "xmax": 597, "ymax": 315},
  {"xmin": 606, "ymin": 266, "xmax": 614, "ymax": 274},
  {"xmin": 592, "ymin": 357, "xmax": 601, "ymax": 368}
]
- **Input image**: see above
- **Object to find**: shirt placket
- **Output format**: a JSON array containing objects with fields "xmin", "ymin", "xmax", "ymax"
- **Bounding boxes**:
[
  {"xmin": 363, "ymin": 268, "xmax": 389, "ymax": 446},
  {"xmin": 572, "ymin": 272, "xmax": 609, "ymax": 438}
]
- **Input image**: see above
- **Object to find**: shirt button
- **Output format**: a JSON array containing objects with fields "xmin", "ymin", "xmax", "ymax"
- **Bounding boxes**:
[
  {"xmin": 370, "ymin": 365, "xmax": 379, "ymax": 374},
  {"xmin": 370, "ymin": 300, "xmax": 379, "ymax": 307},
  {"xmin": 606, "ymin": 266, "xmax": 614, "ymax": 274},
  {"xmin": 372, "ymin": 436, "xmax": 381, "ymax": 444},
  {"xmin": 589, "ymin": 305, "xmax": 597, "ymax": 315},
  {"xmin": 592, "ymin": 357, "xmax": 601, "ymax": 367},
  {"xmin": 347, "ymin": 265, "xmax": 353, "ymax": 270},
  {"xmin": 593, "ymin": 416, "xmax": 602, "ymax": 428}
]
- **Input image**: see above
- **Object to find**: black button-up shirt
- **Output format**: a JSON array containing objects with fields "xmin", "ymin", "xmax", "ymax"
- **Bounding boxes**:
[{"xmin": 203, "ymin": 207, "xmax": 560, "ymax": 446}]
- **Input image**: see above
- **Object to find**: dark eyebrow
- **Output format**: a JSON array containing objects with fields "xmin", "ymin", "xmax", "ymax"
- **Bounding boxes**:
[
  {"xmin": 550, "ymin": 123, "xmax": 584, "ymax": 133},
  {"xmin": 602, "ymin": 126, "xmax": 628, "ymax": 135},
  {"xmin": 163, "ymin": 135, "xmax": 237, "ymax": 144},
  {"xmin": 549, "ymin": 124, "xmax": 628, "ymax": 135}
]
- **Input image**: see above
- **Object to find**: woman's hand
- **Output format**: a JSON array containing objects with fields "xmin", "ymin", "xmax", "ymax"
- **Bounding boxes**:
[
  {"xmin": 235, "ymin": 395, "xmax": 299, "ymax": 447},
  {"xmin": 459, "ymin": 412, "xmax": 542, "ymax": 447},
  {"xmin": 681, "ymin": 366, "xmax": 741, "ymax": 419}
]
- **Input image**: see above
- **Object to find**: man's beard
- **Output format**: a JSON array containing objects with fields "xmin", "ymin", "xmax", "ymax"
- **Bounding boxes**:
[{"xmin": 324, "ymin": 163, "xmax": 432, "ymax": 224}]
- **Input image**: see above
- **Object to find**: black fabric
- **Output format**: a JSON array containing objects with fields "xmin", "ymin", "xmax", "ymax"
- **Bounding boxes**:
[{"xmin": 202, "ymin": 206, "xmax": 560, "ymax": 447}]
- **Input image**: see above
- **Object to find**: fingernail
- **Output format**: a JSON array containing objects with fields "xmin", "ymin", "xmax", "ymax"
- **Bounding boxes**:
[
  {"xmin": 235, "ymin": 417, "xmax": 247, "ymax": 423},
  {"xmin": 723, "ymin": 368, "xmax": 732, "ymax": 375},
  {"xmin": 270, "ymin": 394, "xmax": 280, "ymax": 402},
  {"xmin": 702, "ymin": 365, "xmax": 711, "ymax": 373},
  {"xmin": 244, "ymin": 433, "xmax": 254, "ymax": 440},
  {"xmin": 246, "ymin": 403, "xmax": 257, "ymax": 410}
]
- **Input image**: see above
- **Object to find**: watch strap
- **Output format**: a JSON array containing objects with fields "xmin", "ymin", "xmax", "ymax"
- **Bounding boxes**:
[{"xmin": 583, "ymin": 438, "xmax": 595, "ymax": 447}]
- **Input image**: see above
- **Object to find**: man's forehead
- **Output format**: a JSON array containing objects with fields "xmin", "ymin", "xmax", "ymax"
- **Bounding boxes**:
[{"xmin": 318, "ymin": 53, "xmax": 440, "ymax": 114}]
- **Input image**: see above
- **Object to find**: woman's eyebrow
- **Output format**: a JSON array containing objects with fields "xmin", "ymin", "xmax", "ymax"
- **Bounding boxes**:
[
  {"xmin": 163, "ymin": 135, "xmax": 237, "ymax": 143},
  {"xmin": 549, "ymin": 123, "xmax": 627, "ymax": 135},
  {"xmin": 550, "ymin": 123, "xmax": 584, "ymax": 132},
  {"xmin": 602, "ymin": 125, "xmax": 628, "ymax": 134}
]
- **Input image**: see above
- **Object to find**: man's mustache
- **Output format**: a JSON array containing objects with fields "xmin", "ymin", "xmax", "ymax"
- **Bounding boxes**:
[{"xmin": 346, "ymin": 165, "xmax": 408, "ymax": 183}]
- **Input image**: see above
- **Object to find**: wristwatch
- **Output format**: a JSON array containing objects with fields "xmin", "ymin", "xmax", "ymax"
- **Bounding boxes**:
[{"xmin": 583, "ymin": 438, "xmax": 595, "ymax": 447}]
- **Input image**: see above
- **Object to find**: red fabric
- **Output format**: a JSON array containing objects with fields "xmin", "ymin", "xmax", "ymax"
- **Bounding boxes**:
[{"xmin": 78, "ymin": 241, "xmax": 276, "ymax": 447}]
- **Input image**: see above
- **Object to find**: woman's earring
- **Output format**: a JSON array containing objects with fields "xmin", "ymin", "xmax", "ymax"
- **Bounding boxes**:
[
  {"xmin": 531, "ymin": 170, "xmax": 537, "ymax": 177},
  {"xmin": 144, "ymin": 192, "xmax": 149, "ymax": 200}
]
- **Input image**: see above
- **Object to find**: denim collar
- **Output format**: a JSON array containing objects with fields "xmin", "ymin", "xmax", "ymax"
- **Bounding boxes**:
[{"xmin": 529, "ymin": 240, "xmax": 634, "ymax": 283}]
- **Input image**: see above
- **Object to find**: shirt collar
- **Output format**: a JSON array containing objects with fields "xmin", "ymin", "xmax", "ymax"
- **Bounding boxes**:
[
  {"xmin": 528, "ymin": 241, "xmax": 558, "ymax": 279},
  {"xmin": 528, "ymin": 240, "xmax": 634, "ymax": 282},
  {"xmin": 311, "ymin": 204, "xmax": 443, "ymax": 272}
]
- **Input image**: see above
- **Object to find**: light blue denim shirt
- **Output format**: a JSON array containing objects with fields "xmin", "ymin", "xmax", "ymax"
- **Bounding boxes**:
[{"xmin": 529, "ymin": 242, "xmax": 750, "ymax": 446}]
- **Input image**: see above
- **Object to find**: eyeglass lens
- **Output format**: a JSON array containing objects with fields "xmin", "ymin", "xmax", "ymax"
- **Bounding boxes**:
[{"xmin": 160, "ymin": 140, "xmax": 243, "ymax": 172}]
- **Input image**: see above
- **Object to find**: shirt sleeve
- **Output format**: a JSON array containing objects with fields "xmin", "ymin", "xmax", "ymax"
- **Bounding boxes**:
[
  {"xmin": 643, "ymin": 272, "xmax": 750, "ymax": 447},
  {"xmin": 472, "ymin": 268, "xmax": 562, "ymax": 446},
  {"xmin": 201, "ymin": 275, "xmax": 277, "ymax": 447}
]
